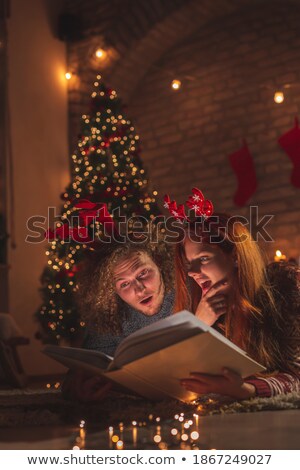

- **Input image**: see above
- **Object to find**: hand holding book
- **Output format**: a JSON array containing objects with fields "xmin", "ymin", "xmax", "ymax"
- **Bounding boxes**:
[{"xmin": 180, "ymin": 367, "xmax": 256, "ymax": 400}]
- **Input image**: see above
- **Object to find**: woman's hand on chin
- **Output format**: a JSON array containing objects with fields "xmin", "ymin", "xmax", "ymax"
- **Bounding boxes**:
[
  {"xmin": 195, "ymin": 282, "xmax": 228, "ymax": 326},
  {"xmin": 180, "ymin": 368, "xmax": 256, "ymax": 400}
]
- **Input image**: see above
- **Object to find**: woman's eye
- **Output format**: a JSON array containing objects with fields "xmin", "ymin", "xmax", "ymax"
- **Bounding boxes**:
[{"xmin": 200, "ymin": 256, "xmax": 210, "ymax": 263}]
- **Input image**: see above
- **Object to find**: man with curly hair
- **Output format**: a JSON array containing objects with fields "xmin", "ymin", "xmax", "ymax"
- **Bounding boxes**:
[{"xmin": 63, "ymin": 233, "xmax": 174, "ymax": 401}]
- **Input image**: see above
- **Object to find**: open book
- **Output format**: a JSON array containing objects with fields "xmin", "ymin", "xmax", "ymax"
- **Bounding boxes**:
[{"xmin": 43, "ymin": 311, "xmax": 265, "ymax": 402}]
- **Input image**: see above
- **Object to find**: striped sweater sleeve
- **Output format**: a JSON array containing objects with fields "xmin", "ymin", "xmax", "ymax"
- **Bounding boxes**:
[{"xmin": 245, "ymin": 372, "xmax": 300, "ymax": 397}]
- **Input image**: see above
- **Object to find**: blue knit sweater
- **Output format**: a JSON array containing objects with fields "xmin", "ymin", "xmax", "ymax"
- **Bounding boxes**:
[{"xmin": 83, "ymin": 290, "xmax": 174, "ymax": 357}]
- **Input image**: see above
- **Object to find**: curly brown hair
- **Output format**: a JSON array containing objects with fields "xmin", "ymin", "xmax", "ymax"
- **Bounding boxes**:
[{"xmin": 77, "ymin": 232, "xmax": 174, "ymax": 334}]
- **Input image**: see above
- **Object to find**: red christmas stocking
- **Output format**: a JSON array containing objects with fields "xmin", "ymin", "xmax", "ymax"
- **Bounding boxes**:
[
  {"xmin": 278, "ymin": 117, "xmax": 300, "ymax": 188},
  {"xmin": 228, "ymin": 141, "xmax": 257, "ymax": 207}
]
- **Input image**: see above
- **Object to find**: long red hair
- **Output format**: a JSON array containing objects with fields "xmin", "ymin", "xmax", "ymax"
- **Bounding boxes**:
[{"xmin": 174, "ymin": 213, "xmax": 285, "ymax": 370}]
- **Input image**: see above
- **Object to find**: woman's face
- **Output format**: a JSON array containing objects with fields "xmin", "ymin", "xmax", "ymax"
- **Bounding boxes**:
[
  {"xmin": 114, "ymin": 252, "xmax": 165, "ymax": 315},
  {"xmin": 184, "ymin": 238, "xmax": 236, "ymax": 296}
]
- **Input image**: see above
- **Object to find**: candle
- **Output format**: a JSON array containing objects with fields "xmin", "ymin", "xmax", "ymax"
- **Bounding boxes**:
[
  {"xmin": 193, "ymin": 413, "xmax": 199, "ymax": 431},
  {"xmin": 132, "ymin": 427, "xmax": 137, "ymax": 447},
  {"xmin": 79, "ymin": 420, "xmax": 86, "ymax": 448},
  {"xmin": 156, "ymin": 416, "xmax": 161, "ymax": 435},
  {"xmin": 119, "ymin": 422, "xmax": 124, "ymax": 441},
  {"xmin": 178, "ymin": 415, "xmax": 184, "ymax": 433},
  {"xmin": 108, "ymin": 426, "xmax": 113, "ymax": 449},
  {"xmin": 132, "ymin": 421, "xmax": 138, "ymax": 448},
  {"xmin": 274, "ymin": 250, "xmax": 286, "ymax": 262}
]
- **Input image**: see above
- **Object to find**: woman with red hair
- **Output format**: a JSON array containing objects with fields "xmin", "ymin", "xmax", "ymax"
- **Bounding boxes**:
[{"xmin": 168, "ymin": 190, "xmax": 300, "ymax": 399}]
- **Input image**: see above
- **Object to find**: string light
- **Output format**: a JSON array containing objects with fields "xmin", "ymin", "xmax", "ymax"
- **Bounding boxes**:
[
  {"xmin": 65, "ymin": 72, "xmax": 72, "ymax": 80},
  {"xmin": 95, "ymin": 48, "xmax": 106, "ymax": 59},
  {"xmin": 116, "ymin": 440, "xmax": 124, "ymax": 450},
  {"xmin": 274, "ymin": 90, "xmax": 284, "ymax": 104},
  {"xmin": 190, "ymin": 431, "xmax": 199, "ymax": 440},
  {"xmin": 171, "ymin": 79, "xmax": 181, "ymax": 90}
]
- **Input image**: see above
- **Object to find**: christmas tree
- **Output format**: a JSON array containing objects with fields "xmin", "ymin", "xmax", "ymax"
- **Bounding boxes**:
[{"xmin": 35, "ymin": 75, "xmax": 160, "ymax": 343}]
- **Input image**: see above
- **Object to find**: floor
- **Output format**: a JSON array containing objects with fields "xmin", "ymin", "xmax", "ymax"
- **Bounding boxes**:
[{"xmin": 0, "ymin": 410, "xmax": 299, "ymax": 450}]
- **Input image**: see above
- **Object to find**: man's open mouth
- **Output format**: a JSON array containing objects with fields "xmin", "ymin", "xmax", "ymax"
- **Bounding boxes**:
[{"xmin": 140, "ymin": 296, "xmax": 153, "ymax": 305}]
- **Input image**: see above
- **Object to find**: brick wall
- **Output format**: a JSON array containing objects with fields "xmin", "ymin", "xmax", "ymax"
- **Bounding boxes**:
[{"xmin": 65, "ymin": 0, "xmax": 300, "ymax": 260}]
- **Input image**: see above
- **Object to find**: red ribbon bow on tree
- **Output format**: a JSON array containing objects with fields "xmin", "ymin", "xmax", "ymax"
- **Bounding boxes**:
[
  {"xmin": 45, "ymin": 200, "xmax": 117, "ymax": 242},
  {"xmin": 74, "ymin": 200, "xmax": 116, "ymax": 235}
]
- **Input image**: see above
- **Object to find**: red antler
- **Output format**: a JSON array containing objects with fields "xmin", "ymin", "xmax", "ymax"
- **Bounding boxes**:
[
  {"xmin": 186, "ymin": 187, "xmax": 213, "ymax": 218},
  {"xmin": 163, "ymin": 187, "xmax": 213, "ymax": 223}
]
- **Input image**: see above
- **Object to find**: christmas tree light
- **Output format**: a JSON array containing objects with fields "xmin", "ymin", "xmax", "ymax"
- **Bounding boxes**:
[{"xmin": 35, "ymin": 75, "xmax": 160, "ymax": 342}]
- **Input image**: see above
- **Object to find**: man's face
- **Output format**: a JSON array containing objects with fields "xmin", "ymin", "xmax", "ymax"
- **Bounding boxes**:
[{"xmin": 114, "ymin": 252, "xmax": 165, "ymax": 316}]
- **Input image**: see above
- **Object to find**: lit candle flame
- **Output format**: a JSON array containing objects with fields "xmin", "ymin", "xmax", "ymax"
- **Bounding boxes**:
[{"xmin": 274, "ymin": 250, "xmax": 286, "ymax": 262}]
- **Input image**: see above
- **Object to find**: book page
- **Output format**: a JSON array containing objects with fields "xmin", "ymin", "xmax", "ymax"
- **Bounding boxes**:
[
  {"xmin": 112, "ymin": 311, "xmax": 208, "ymax": 368},
  {"xmin": 122, "ymin": 332, "xmax": 265, "ymax": 402},
  {"xmin": 111, "ymin": 324, "xmax": 202, "ymax": 370}
]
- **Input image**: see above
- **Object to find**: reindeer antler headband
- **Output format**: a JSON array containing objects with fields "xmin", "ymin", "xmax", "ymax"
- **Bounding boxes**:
[{"xmin": 163, "ymin": 187, "xmax": 214, "ymax": 223}]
